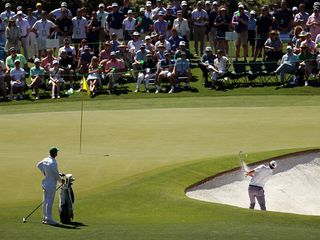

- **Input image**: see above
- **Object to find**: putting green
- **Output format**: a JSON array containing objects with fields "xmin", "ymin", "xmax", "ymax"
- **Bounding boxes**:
[{"xmin": 1, "ymin": 105, "xmax": 319, "ymax": 206}]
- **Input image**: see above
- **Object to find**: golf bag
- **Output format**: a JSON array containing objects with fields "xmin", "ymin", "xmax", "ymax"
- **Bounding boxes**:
[{"xmin": 59, "ymin": 174, "xmax": 75, "ymax": 224}]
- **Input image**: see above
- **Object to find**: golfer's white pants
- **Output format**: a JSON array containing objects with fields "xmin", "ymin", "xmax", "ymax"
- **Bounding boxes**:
[{"xmin": 43, "ymin": 187, "xmax": 56, "ymax": 221}]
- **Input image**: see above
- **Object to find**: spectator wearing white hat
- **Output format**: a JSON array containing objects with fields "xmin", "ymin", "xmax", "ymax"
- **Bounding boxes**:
[
  {"xmin": 127, "ymin": 31, "xmax": 143, "ymax": 53},
  {"xmin": 136, "ymin": 7, "xmax": 154, "ymax": 38},
  {"xmin": 0, "ymin": 3, "xmax": 15, "ymax": 27},
  {"xmin": 293, "ymin": 4, "xmax": 309, "ymax": 30},
  {"xmin": 144, "ymin": 35, "xmax": 155, "ymax": 52},
  {"xmin": 29, "ymin": 58, "xmax": 45, "ymax": 100},
  {"xmin": 173, "ymin": 10, "xmax": 190, "ymax": 48},
  {"xmin": 97, "ymin": 3, "xmax": 108, "ymax": 42},
  {"xmin": 191, "ymin": 1, "xmax": 209, "ymax": 56},
  {"xmin": 122, "ymin": 10, "xmax": 136, "ymax": 41},
  {"xmin": 106, "ymin": 2, "xmax": 125, "ymax": 41},
  {"xmin": 49, "ymin": 2, "xmax": 73, "ymax": 20},
  {"xmin": 49, "ymin": 60, "xmax": 64, "ymax": 99},
  {"xmin": 145, "ymin": 2, "xmax": 153, "ymax": 19},
  {"xmin": 9, "ymin": 59, "xmax": 26, "ymax": 100},
  {"xmin": 16, "ymin": 11, "xmax": 31, "ymax": 60},
  {"xmin": 198, "ymin": 46, "xmax": 216, "ymax": 86}
]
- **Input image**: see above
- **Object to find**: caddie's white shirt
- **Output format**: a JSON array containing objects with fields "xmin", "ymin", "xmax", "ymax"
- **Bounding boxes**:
[
  {"xmin": 250, "ymin": 165, "xmax": 273, "ymax": 188},
  {"xmin": 16, "ymin": 18, "xmax": 30, "ymax": 37},
  {"xmin": 10, "ymin": 67, "xmax": 25, "ymax": 80},
  {"xmin": 32, "ymin": 19, "xmax": 56, "ymax": 39},
  {"xmin": 72, "ymin": 17, "xmax": 88, "ymax": 39},
  {"xmin": 37, "ymin": 156, "xmax": 61, "ymax": 190},
  {"xmin": 123, "ymin": 17, "xmax": 137, "ymax": 31}
]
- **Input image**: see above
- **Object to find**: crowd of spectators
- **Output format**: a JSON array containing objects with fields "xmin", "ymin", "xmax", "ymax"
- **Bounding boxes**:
[{"xmin": 1, "ymin": 1, "xmax": 320, "ymax": 100}]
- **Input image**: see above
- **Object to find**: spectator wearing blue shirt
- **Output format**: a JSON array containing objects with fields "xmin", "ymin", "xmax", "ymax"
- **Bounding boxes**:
[
  {"xmin": 198, "ymin": 46, "xmax": 216, "ymax": 86},
  {"xmin": 107, "ymin": 2, "xmax": 125, "ymax": 41},
  {"xmin": 110, "ymin": 33, "xmax": 120, "ymax": 52},
  {"xmin": 132, "ymin": 44, "xmax": 150, "ymax": 80},
  {"xmin": 154, "ymin": 12, "xmax": 168, "ymax": 36},
  {"xmin": 174, "ymin": 52, "xmax": 191, "ymax": 89},
  {"xmin": 168, "ymin": 28, "xmax": 184, "ymax": 51},
  {"xmin": 275, "ymin": 46, "xmax": 299, "ymax": 84}
]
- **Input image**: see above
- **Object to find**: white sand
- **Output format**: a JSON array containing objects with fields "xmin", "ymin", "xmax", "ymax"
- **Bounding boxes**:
[{"xmin": 186, "ymin": 151, "xmax": 320, "ymax": 216}]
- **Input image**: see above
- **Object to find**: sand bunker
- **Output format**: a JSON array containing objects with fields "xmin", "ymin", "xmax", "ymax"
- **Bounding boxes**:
[{"xmin": 186, "ymin": 150, "xmax": 320, "ymax": 216}]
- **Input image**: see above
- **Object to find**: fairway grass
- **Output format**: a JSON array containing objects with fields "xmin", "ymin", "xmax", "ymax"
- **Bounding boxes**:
[{"xmin": 1, "ymin": 96, "xmax": 320, "ymax": 239}]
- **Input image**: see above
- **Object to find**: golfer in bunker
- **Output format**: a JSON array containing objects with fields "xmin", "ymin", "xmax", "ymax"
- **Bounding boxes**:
[
  {"xmin": 37, "ymin": 147, "xmax": 63, "ymax": 225},
  {"xmin": 245, "ymin": 160, "xmax": 277, "ymax": 211}
]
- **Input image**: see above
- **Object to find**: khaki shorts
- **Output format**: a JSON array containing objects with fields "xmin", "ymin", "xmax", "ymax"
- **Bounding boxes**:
[{"xmin": 236, "ymin": 31, "xmax": 248, "ymax": 45}]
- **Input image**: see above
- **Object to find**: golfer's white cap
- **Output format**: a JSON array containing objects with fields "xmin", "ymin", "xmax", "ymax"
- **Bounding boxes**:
[{"xmin": 269, "ymin": 160, "xmax": 277, "ymax": 169}]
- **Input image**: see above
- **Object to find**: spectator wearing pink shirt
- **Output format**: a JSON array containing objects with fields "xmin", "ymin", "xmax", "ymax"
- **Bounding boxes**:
[
  {"xmin": 306, "ymin": 7, "xmax": 320, "ymax": 40},
  {"xmin": 102, "ymin": 51, "xmax": 126, "ymax": 93},
  {"xmin": 300, "ymin": 32, "xmax": 316, "ymax": 54}
]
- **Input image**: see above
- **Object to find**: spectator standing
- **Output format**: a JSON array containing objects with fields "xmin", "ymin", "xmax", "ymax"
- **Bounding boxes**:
[
  {"xmin": 253, "ymin": 6, "xmax": 273, "ymax": 61},
  {"xmin": 192, "ymin": 1, "xmax": 209, "ymax": 56},
  {"xmin": 72, "ymin": 9, "xmax": 88, "ymax": 49},
  {"xmin": 16, "ymin": 11, "xmax": 30, "ymax": 60},
  {"xmin": 119, "ymin": 0, "xmax": 132, "ymax": 16},
  {"xmin": 5, "ymin": 18, "xmax": 20, "ymax": 54},
  {"xmin": 50, "ymin": 2, "xmax": 73, "ymax": 20},
  {"xmin": 122, "ymin": 10, "xmax": 136, "ymax": 41},
  {"xmin": 26, "ymin": 8, "xmax": 38, "ymax": 61},
  {"xmin": 164, "ymin": 8, "xmax": 176, "ymax": 38},
  {"xmin": 154, "ymin": 12, "xmax": 168, "ymax": 36},
  {"xmin": 136, "ymin": 7, "xmax": 154, "ymax": 38},
  {"xmin": 107, "ymin": 3, "xmax": 125, "ymax": 41},
  {"xmin": 87, "ymin": 11, "xmax": 101, "ymax": 55},
  {"xmin": 232, "ymin": 4, "xmax": 249, "ymax": 61},
  {"xmin": 215, "ymin": 6, "xmax": 231, "ymax": 56},
  {"xmin": 97, "ymin": 3, "xmax": 109, "ymax": 42},
  {"xmin": 273, "ymin": 0, "xmax": 293, "ymax": 34},
  {"xmin": 0, "ymin": 59, "xmax": 6, "ymax": 99},
  {"xmin": 306, "ymin": 7, "xmax": 320, "ymax": 40},
  {"xmin": 152, "ymin": 0, "xmax": 167, "ymax": 20},
  {"xmin": 247, "ymin": 10, "xmax": 257, "ymax": 58},
  {"xmin": 208, "ymin": 1, "xmax": 219, "ymax": 52},
  {"xmin": 294, "ymin": 4, "xmax": 309, "ymax": 30},
  {"xmin": 33, "ymin": 3, "xmax": 43, "ymax": 20},
  {"xmin": 32, "ymin": 11, "xmax": 56, "ymax": 58},
  {"xmin": 173, "ymin": 10, "xmax": 190, "ymax": 49},
  {"xmin": 55, "ymin": 9, "xmax": 73, "ymax": 47},
  {"xmin": 145, "ymin": 2, "xmax": 153, "ymax": 20},
  {"xmin": 0, "ymin": 3, "xmax": 15, "ymax": 27}
]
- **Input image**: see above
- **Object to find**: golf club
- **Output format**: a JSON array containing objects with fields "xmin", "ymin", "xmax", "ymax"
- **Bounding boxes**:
[
  {"xmin": 22, "ymin": 184, "xmax": 62, "ymax": 223},
  {"xmin": 238, "ymin": 150, "xmax": 249, "ymax": 175}
]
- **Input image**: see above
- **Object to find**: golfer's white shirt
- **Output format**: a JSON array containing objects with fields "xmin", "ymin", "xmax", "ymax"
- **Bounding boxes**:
[
  {"xmin": 250, "ymin": 165, "xmax": 273, "ymax": 188},
  {"xmin": 37, "ymin": 157, "xmax": 61, "ymax": 190}
]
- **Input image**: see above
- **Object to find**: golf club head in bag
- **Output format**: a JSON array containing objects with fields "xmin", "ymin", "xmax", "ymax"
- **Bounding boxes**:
[{"xmin": 59, "ymin": 174, "xmax": 75, "ymax": 224}]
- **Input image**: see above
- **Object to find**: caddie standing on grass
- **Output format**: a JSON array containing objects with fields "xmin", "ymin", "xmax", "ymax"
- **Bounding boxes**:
[
  {"xmin": 245, "ymin": 160, "xmax": 277, "ymax": 211},
  {"xmin": 37, "ymin": 147, "xmax": 63, "ymax": 225}
]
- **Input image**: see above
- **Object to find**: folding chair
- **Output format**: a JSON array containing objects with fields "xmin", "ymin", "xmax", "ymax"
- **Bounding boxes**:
[
  {"xmin": 247, "ymin": 61, "xmax": 263, "ymax": 85},
  {"xmin": 229, "ymin": 61, "xmax": 248, "ymax": 86},
  {"xmin": 261, "ymin": 60, "xmax": 278, "ymax": 84}
]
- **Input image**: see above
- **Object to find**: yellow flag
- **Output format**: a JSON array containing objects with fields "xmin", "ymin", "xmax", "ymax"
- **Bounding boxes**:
[{"xmin": 82, "ymin": 76, "xmax": 90, "ymax": 96}]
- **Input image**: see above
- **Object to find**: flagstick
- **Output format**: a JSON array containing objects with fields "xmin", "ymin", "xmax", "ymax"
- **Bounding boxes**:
[{"xmin": 79, "ymin": 98, "xmax": 84, "ymax": 154}]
